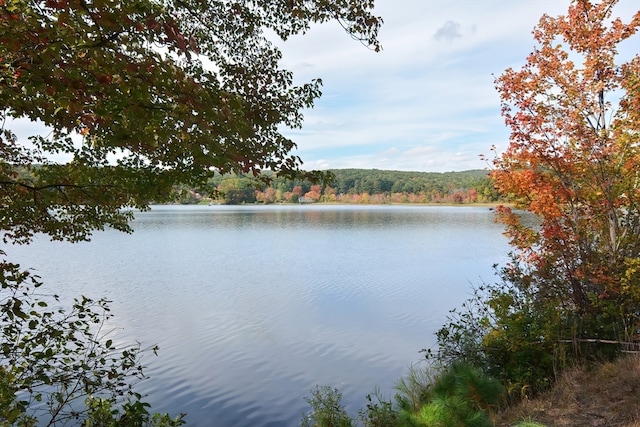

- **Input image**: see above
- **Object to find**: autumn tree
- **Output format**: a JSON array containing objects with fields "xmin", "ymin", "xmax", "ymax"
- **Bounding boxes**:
[
  {"xmin": 0, "ymin": 0, "xmax": 381, "ymax": 423},
  {"xmin": 436, "ymin": 0, "xmax": 639, "ymax": 398},
  {"xmin": 287, "ymin": 184, "xmax": 304, "ymax": 202},
  {"xmin": 304, "ymin": 184, "xmax": 322, "ymax": 201},
  {"xmin": 256, "ymin": 186, "xmax": 277, "ymax": 204},
  {"xmin": 492, "ymin": 0, "xmax": 640, "ymax": 344}
]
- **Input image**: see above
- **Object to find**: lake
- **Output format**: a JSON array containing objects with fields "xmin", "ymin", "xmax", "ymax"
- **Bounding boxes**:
[{"xmin": 7, "ymin": 204, "xmax": 510, "ymax": 426}]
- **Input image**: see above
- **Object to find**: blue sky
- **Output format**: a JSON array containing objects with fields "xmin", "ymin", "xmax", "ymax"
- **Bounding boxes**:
[{"xmin": 278, "ymin": 0, "xmax": 639, "ymax": 172}]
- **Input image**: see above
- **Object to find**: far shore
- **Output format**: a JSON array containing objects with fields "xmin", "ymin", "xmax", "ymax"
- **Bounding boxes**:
[{"xmin": 172, "ymin": 200, "xmax": 513, "ymax": 209}]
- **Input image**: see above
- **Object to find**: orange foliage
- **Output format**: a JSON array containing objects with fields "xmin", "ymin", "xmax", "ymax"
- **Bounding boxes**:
[
  {"xmin": 493, "ymin": 0, "xmax": 640, "ymax": 310},
  {"xmin": 304, "ymin": 184, "xmax": 322, "ymax": 202}
]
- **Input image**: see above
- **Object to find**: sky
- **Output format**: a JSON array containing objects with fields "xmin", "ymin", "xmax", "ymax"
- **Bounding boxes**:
[{"xmin": 277, "ymin": 0, "xmax": 639, "ymax": 173}]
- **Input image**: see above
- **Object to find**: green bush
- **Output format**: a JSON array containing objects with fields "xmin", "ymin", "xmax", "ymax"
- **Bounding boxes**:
[
  {"xmin": 0, "ymin": 261, "xmax": 184, "ymax": 426},
  {"xmin": 435, "ymin": 260, "xmax": 566, "ymax": 399},
  {"xmin": 302, "ymin": 363, "xmax": 503, "ymax": 427},
  {"xmin": 514, "ymin": 421, "xmax": 546, "ymax": 427},
  {"xmin": 435, "ymin": 250, "xmax": 640, "ymax": 402},
  {"xmin": 430, "ymin": 362, "xmax": 502, "ymax": 411},
  {"xmin": 404, "ymin": 362, "xmax": 501, "ymax": 427},
  {"xmin": 358, "ymin": 388, "xmax": 400, "ymax": 427},
  {"xmin": 410, "ymin": 395, "xmax": 492, "ymax": 427},
  {"xmin": 301, "ymin": 386, "xmax": 354, "ymax": 427},
  {"xmin": 85, "ymin": 397, "xmax": 185, "ymax": 427},
  {"xmin": 394, "ymin": 363, "xmax": 434, "ymax": 414}
]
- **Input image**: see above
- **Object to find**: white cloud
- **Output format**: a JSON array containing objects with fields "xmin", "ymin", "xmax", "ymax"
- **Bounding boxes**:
[
  {"xmin": 433, "ymin": 21, "xmax": 463, "ymax": 42},
  {"xmin": 275, "ymin": 0, "xmax": 638, "ymax": 172}
]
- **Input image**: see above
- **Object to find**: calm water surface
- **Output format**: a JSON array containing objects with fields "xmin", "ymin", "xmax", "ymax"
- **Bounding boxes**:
[{"xmin": 8, "ymin": 205, "xmax": 509, "ymax": 426}]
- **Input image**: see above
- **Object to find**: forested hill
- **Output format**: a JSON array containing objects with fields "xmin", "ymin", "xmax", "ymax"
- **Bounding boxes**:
[
  {"xmin": 327, "ymin": 168, "xmax": 495, "ymax": 197},
  {"xmin": 181, "ymin": 168, "xmax": 501, "ymax": 205}
]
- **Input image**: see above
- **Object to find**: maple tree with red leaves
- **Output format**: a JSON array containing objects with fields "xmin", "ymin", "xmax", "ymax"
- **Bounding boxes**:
[
  {"xmin": 434, "ymin": 3, "xmax": 640, "ymax": 399},
  {"xmin": 492, "ymin": 0, "xmax": 640, "ymax": 337}
]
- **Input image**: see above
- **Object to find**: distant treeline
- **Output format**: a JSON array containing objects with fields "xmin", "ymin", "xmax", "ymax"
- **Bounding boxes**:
[{"xmin": 177, "ymin": 169, "xmax": 501, "ymax": 205}]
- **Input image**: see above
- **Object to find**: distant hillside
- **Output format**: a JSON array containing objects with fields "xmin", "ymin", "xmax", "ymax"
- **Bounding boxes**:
[
  {"xmin": 327, "ymin": 169, "xmax": 496, "ymax": 197},
  {"xmin": 179, "ymin": 168, "xmax": 501, "ymax": 204}
]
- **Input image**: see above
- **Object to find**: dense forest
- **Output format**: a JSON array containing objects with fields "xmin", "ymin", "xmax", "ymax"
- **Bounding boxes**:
[{"xmin": 177, "ymin": 169, "xmax": 501, "ymax": 205}]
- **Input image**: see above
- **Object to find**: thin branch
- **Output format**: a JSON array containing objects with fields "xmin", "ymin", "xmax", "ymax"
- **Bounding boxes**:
[{"xmin": 0, "ymin": 181, "xmax": 115, "ymax": 192}]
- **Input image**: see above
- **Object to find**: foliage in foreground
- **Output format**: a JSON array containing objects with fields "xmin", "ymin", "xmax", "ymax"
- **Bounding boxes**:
[
  {"xmin": 437, "ymin": 0, "xmax": 640, "ymax": 402},
  {"xmin": 0, "ymin": 0, "xmax": 382, "ymax": 245},
  {"xmin": 0, "ymin": 259, "xmax": 184, "ymax": 426},
  {"xmin": 435, "ymin": 270, "xmax": 563, "ymax": 400},
  {"xmin": 302, "ymin": 386, "xmax": 354, "ymax": 427},
  {"xmin": 488, "ymin": 0, "xmax": 640, "ymax": 375},
  {"xmin": 301, "ymin": 357, "xmax": 640, "ymax": 427},
  {"xmin": 419, "ymin": 0, "xmax": 640, "ymax": 406},
  {"xmin": 301, "ymin": 362, "xmax": 503, "ymax": 427}
]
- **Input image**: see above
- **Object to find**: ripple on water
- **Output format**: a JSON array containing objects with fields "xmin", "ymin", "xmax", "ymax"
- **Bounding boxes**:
[{"xmin": 8, "ymin": 205, "xmax": 510, "ymax": 427}]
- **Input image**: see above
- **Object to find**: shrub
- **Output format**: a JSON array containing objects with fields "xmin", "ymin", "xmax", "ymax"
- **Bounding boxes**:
[
  {"xmin": 301, "ymin": 363, "xmax": 502, "ymax": 427},
  {"xmin": 394, "ymin": 363, "xmax": 435, "ymax": 413},
  {"xmin": 404, "ymin": 362, "xmax": 501, "ymax": 427},
  {"xmin": 435, "ymin": 260, "xmax": 568, "ymax": 399},
  {"xmin": 410, "ymin": 395, "xmax": 492, "ymax": 427},
  {"xmin": 358, "ymin": 388, "xmax": 400, "ymax": 427},
  {"xmin": 0, "ymin": 261, "xmax": 184, "ymax": 426},
  {"xmin": 301, "ymin": 386, "xmax": 353, "ymax": 427},
  {"xmin": 85, "ymin": 397, "xmax": 185, "ymax": 427},
  {"xmin": 430, "ymin": 362, "xmax": 502, "ymax": 411},
  {"xmin": 514, "ymin": 422, "xmax": 546, "ymax": 427}
]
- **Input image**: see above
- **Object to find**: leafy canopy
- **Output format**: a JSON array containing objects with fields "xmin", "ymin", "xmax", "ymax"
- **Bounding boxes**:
[{"xmin": 0, "ymin": 0, "xmax": 382, "ymax": 244}]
